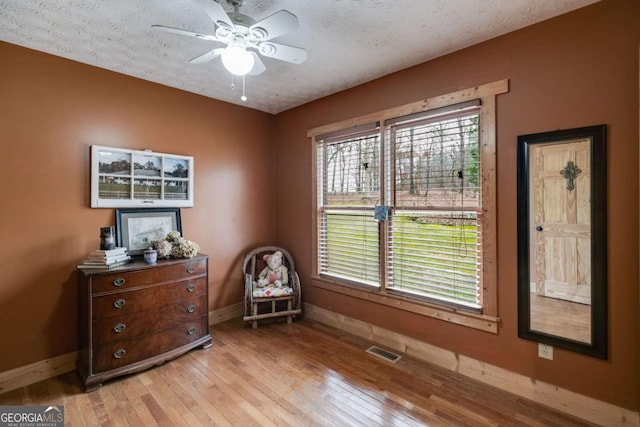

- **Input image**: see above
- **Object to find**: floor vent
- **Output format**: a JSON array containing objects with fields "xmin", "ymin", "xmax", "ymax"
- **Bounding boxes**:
[{"xmin": 365, "ymin": 345, "xmax": 402, "ymax": 363}]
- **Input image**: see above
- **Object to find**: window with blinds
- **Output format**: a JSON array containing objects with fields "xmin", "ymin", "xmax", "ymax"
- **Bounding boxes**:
[
  {"xmin": 314, "ymin": 100, "xmax": 485, "ymax": 311},
  {"xmin": 386, "ymin": 109, "xmax": 481, "ymax": 309},
  {"xmin": 316, "ymin": 127, "xmax": 381, "ymax": 286}
]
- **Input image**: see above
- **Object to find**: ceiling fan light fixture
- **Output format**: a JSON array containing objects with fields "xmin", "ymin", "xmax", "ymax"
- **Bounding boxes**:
[
  {"xmin": 153, "ymin": 0, "xmax": 307, "ymax": 104},
  {"xmin": 221, "ymin": 45, "xmax": 254, "ymax": 76}
]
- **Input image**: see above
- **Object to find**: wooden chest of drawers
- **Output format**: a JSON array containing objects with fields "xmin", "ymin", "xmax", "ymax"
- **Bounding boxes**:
[{"xmin": 77, "ymin": 255, "xmax": 212, "ymax": 391}]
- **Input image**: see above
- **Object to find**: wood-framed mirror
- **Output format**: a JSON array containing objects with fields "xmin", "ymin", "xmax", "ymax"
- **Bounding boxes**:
[{"xmin": 517, "ymin": 124, "xmax": 607, "ymax": 359}]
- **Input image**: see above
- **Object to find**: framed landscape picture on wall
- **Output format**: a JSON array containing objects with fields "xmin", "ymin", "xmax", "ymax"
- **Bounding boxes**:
[{"xmin": 91, "ymin": 145, "xmax": 194, "ymax": 208}]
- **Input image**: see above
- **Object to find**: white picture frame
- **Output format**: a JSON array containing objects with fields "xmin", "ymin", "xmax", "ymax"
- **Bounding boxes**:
[{"xmin": 91, "ymin": 145, "xmax": 194, "ymax": 208}]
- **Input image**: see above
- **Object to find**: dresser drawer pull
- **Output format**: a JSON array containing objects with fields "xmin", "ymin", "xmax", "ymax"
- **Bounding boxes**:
[
  {"xmin": 113, "ymin": 278, "xmax": 126, "ymax": 287},
  {"xmin": 113, "ymin": 349, "xmax": 126, "ymax": 359},
  {"xmin": 113, "ymin": 299, "xmax": 126, "ymax": 309},
  {"xmin": 187, "ymin": 326, "xmax": 196, "ymax": 335},
  {"xmin": 187, "ymin": 283, "xmax": 196, "ymax": 292},
  {"xmin": 113, "ymin": 323, "xmax": 126, "ymax": 333},
  {"xmin": 187, "ymin": 304, "xmax": 196, "ymax": 313},
  {"xmin": 187, "ymin": 266, "xmax": 195, "ymax": 274}
]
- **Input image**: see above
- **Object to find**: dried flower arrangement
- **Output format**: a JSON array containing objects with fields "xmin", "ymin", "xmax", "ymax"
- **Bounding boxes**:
[{"xmin": 151, "ymin": 231, "xmax": 200, "ymax": 259}]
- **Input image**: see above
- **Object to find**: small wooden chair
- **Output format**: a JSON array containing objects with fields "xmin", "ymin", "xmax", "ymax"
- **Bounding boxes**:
[{"xmin": 242, "ymin": 246, "xmax": 302, "ymax": 328}]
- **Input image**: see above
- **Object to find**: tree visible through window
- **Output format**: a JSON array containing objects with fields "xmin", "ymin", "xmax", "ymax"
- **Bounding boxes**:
[
  {"xmin": 387, "ymin": 110, "xmax": 481, "ymax": 308},
  {"xmin": 316, "ymin": 108, "xmax": 481, "ymax": 309},
  {"xmin": 312, "ymin": 82, "xmax": 506, "ymax": 320},
  {"xmin": 317, "ymin": 129, "xmax": 381, "ymax": 285}
]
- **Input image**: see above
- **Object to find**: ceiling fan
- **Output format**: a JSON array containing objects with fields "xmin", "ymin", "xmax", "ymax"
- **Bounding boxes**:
[{"xmin": 153, "ymin": 0, "xmax": 307, "ymax": 79}]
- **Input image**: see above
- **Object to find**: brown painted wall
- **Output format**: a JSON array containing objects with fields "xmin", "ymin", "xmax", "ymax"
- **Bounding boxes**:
[
  {"xmin": 1, "ymin": 0, "xmax": 638, "ymax": 412},
  {"xmin": 274, "ymin": 0, "xmax": 640, "ymax": 410},
  {"xmin": 0, "ymin": 42, "xmax": 275, "ymax": 372}
]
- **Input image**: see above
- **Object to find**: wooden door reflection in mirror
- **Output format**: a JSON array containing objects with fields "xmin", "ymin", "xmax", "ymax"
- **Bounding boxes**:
[{"xmin": 517, "ymin": 125, "xmax": 607, "ymax": 359}]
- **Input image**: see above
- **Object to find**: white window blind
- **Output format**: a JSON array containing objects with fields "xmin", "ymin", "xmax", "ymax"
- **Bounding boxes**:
[
  {"xmin": 310, "ymin": 82, "xmax": 509, "ymax": 323},
  {"xmin": 316, "ymin": 127, "xmax": 381, "ymax": 286},
  {"xmin": 315, "ymin": 102, "xmax": 484, "ymax": 310},
  {"xmin": 387, "ymin": 109, "xmax": 481, "ymax": 308}
]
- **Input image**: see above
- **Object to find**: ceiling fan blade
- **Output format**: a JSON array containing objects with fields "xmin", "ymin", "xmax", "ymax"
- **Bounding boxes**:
[
  {"xmin": 152, "ymin": 25, "xmax": 219, "ymax": 42},
  {"xmin": 193, "ymin": 0, "xmax": 234, "ymax": 28},
  {"xmin": 249, "ymin": 52, "xmax": 266, "ymax": 75},
  {"xmin": 189, "ymin": 48, "xmax": 225, "ymax": 64},
  {"xmin": 250, "ymin": 10, "xmax": 299, "ymax": 41},
  {"xmin": 258, "ymin": 42, "xmax": 307, "ymax": 64}
]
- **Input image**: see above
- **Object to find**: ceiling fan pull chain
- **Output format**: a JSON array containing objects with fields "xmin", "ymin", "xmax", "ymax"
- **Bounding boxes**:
[{"xmin": 241, "ymin": 75, "xmax": 248, "ymax": 102}]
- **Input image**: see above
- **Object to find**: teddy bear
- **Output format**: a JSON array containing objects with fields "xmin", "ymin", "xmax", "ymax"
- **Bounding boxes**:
[{"xmin": 256, "ymin": 251, "xmax": 289, "ymax": 288}]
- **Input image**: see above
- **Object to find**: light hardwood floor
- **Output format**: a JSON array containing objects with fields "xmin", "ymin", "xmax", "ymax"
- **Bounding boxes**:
[
  {"xmin": 530, "ymin": 293, "xmax": 591, "ymax": 343},
  {"xmin": 0, "ymin": 319, "xmax": 594, "ymax": 426}
]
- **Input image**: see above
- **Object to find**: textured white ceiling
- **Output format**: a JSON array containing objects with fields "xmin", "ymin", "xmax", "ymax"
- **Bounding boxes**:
[{"xmin": 0, "ymin": 0, "xmax": 598, "ymax": 114}]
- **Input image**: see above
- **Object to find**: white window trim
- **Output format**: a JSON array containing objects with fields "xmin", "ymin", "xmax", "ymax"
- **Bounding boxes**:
[{"xmin": 309, "ymin": 80, "xmax": 509, "ymax": 333}]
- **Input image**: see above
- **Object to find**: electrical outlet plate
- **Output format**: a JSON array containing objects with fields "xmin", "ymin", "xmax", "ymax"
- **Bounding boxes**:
[{"xmin": 538, "ymin": 343, "xmax": 553, "ymax": 360}]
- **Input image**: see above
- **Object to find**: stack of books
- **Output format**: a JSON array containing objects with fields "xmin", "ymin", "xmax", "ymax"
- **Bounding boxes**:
[{"xmin": 77, "ymin": 247, "xmax": 132, "ymax": 270}]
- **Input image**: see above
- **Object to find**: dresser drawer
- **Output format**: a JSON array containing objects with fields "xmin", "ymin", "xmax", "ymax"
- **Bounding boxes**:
[
  {"xmin": 91, "ymin": 258, "xmax": 207, "ymax": 294},
  {"xmin": 93, "ymin": 316, "xmax": 208, "ymax": 372},
  {"xmin": 92, "ymin": 309, "xmax": 158, "ymax": 344},
  {"xmin": 160, "ymin": 277, "xmax": 207, "ymax": 303},
  {"xmin": 157, "ymin": 294, "xmax": 208, "ymax": 330},
  {"xmin": 92, "ymin": 287, "xmax": 158, "ymax": 319}
]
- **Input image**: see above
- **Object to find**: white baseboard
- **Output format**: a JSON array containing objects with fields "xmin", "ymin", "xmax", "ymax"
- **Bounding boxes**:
[
  {"xmin": 0, "ymin": 304, "xmax": 245, "ymax": 394},
  {"xmin": 304, "ymin": 303, "xmax": 640, "ymax": 427}
]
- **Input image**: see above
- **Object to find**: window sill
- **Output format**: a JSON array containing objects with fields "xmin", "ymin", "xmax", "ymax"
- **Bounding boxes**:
[{"xmin": 312, "ymin": 275, "xmax": 500, "ymax": 334}]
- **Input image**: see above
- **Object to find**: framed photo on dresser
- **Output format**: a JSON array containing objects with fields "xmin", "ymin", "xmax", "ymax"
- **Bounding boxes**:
[{"xmin": 116, "ymin": 208, "xmax": 182, "ymax": 256}]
